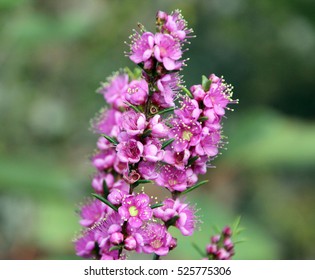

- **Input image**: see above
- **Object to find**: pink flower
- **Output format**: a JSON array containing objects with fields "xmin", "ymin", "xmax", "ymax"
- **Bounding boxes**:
[
  {"xmin": 138, "ymin": 223, "xmax": 173, "ymax": 256},
  {"xmin": 163, "ymin": 149, "xmax": 190, "ymax": 170},
  {"xmin": 190, "ymin": 84, "xmax": 206, "ymax": 101},
  {"xmin": 91, "ymin": 172, "xmax": 114, "ymax": 194},
  {"xmin": 170, "ymin": 118, "xmax": 202, "ymax": 152},
  {"xmin": 153, "ymin": 198, "xmax": 197, "ymax": 236},
  {"xmin": 155, "ymin": 165, "xmax": 188, "ymax": 192},
  {"xmin": 148, "ymin": 115, "xmax": 169, "ymax": 138},
  {"xmin": 79, "ymin": 199, "xmax": 111, "ymax": 227},
  {"xmin": 130, "ymin": 32, "xmax": 155, "ymax": 64},
  {"xmin": 175, "ymin": 98, "xmax": 202, "ymax": 124},
  {"xmin": 98, "ymin": 74, "xmax": 129, "ymax": 109},
  {"xmin": 138, "ymin": 161, "xmax": 158, "ymax": 180},
  {"xmin": 116, "ymin": 139, "xmax": 143, "ymax": 163},
  {"xmin": 195, "ymin": 127, "xmax": 220, "ymax": 157},
  {"xmin": 154, "ymin": 33, "xmax": 182, "ymax": 70},
  {"xmin": 157, "ymin": 10, "xmax": 193, "ymax": 41},
  {"xmin": 143, "ymin": 138, "xmax": 164, "ymax": 162},
  {"xmin": 91, "ymin": 149, "xmax": 116, "ymax": 171},
  {"xmin": 118, "ymin": 194, "xmax": 153, "ymax": 228},
  {"xmin": 121, "ymin": 110, "xmax": 146, "ymax": 136},
  {"xmin": 125, "ymin": 79, "xmax": 149, "ymax": 106},
  {"xmin": 203, "ymin": 74, "xmax": 231, "ymax": 116},
  {"xmin": 108, "ymin": 189, "xmax": 128, "ymax": 206},
  {"xmin": 155, "ymin": 73, "xmax": 180, "ymax": 107},
  {"xmin": 74, "ymin": 230, "xmax": 98, "ymax": 258},
  {"xmin": 92, "ymin": 108, "xmax": 122, "ymax": 138}
]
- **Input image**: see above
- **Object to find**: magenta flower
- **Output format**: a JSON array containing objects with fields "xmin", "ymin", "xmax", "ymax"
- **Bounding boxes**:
[
  {"xmin": 154, "ymin": 33, "xmax": 182, "ymax": 70},
  {"xmin": 170, "ymin": 118, "xmax": 202, "ymax": 152},
  {"xmin": 203, "ymin": 74, "xmax": 231, "ymax": 116},
  {"xmin": 79, "ymin": 199, "xmax": 111, "ymax": 227},
  {"xmin": 74, "ymin": 230, "xmax": 98, "ymax": 258},
  {"xmin": 153, "ymin": 198, "xmax": 196, "ymax": 236},
  {"xmin": 98, "ymin": 73, "xmax": 129, "ymax": 109},
  {"xmin": 148, "ymin": 115, "xmax": 169, "ymax": 138},
  {"xmin": 130, "ymin": 32, "xmax": 155, "ymax": 64},
  {"xmin": 155, "ymin": 165, "xmax": 188, "ymax": 192},
  {"xmin": 175, "ymin": 98, "xmax": 202, "ymax": 124},
  {"xmin": 138, "ymin": 161, "xmax": 158, "ymax": 180},
  {"xmin": 125, "ymin": 79, "xmax": 149, "ymax": 106},
  {"xmin": 116, "ymin": 139, "xmax": 143, "ymax": 163},
  {"xmin": 121, "ymin": 110, "xmax": 146, "ymax": 136},
  {"xmin": 108, "ymin": 189, "xmax": 128, "ymax": 206},
  {"xmin": 138, "ymin": 223, "xmax": 173, "ymax": 256},
  {"xmin": 91, "ymin": 172, "xmax": 114, "ymax": 194},
  {"xmin": 94, "ymin": 212, "xmax": 124, "ymax": 260},
  {"xmin": 163, "ymin": 149, "xmax": 190, "ymax": 170},
  {"xmin": 190, "ymin": 84, "xmax": 206, "ymax": 101},
  {"xmin": 194, "ymin": 128, "xmax": 220, "ymax": 157},
  {"xmin": 91, "ymin": 149, "xmax": 116, "ymax": 171},
  {"xmin": 157, "ymin": 10, "xmax": 193, "ymax": 41},
  {"xmin": 92, "ymin": 108, "xmax": 122, "ymax": 138},
  {"xmin": 155, "ymin": 73, "xmax": 180, "ymax": 107},
  {"xmin": 113, "ymin": 156, "xmax": 128, "ymax": 174},
  {"xmin": 118, "ymin": 193, "xmax": 153, "ymax": 228},
  {"xmin": 143, "ymin": 138, "xmax": 164, "ymax": 162}
]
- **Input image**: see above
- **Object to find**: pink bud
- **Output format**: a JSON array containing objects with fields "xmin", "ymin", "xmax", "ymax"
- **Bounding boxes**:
[
  {"xmin": 110, "ymin": 232, "xmax": 124, "ymax": 245},
  {"xmin": 124, "ymin": 236, "xmax": 137, "ymax": 251}
]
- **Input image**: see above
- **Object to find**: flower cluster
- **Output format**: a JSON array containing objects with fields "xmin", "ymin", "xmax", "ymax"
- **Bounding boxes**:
[
  {"xmin": 205, "ymin": 226, "xmax": 235, "ymax": 260},
  {"xmin": 74, "ymin": 10, "xmax": 237, "ymax": 260}
]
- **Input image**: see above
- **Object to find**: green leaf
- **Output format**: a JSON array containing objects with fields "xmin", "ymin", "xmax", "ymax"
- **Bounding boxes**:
[
  {"xmin": 202, "ymin": 75, "xmax": 212, "ymax": 91},
  {"xmin": 182, "ymin": 180, "xmax": 209, "ymax": 195},
  {"xmin": 192, "ymin": 242, "xmax": 206, "ymax": 258},
  {"xmin": 158, "ymin": 107, "xmax": 175, "ymax": 116},
  {"xmin": 187, "ymin": 156, "xmax": 199, "ymax": 166},
  {"xmin": 102, "ymin": 134, "xmax": 118, "ymax": 145},
  {"xmin": 141, "ymin": 129, "xmax": 152, "ymax": 138},
  {"xmin": 150, "ymin": 203, "xmax": 164, "ymax": 209},
  {"xmin": 165, "ymin": 215, "xmax": 179, "ymax": 228},
  {"xmin": 92, "ymin": 193, "xmax": 118, "ymax": 212},
  {"xmin": 198, "ymin": 116, "xmax": 209, "ymax": 122},
  {"xmin": 109, "ymin": 245, "xmax": 123, "ymax": 252},
  {"xmin": 103, "ymin": 180, "xmax": 109, "ymax": 198},
  {"xmin": 124, "ymin": 102, "xmax": 142, "ymax": 113},
  {"xmin": 132, "ymin": 179, "xmax": 153, "ymax": 188},
  {"xmin": 162, "ymin": 138, "xmax": 175, "ymax": 149},
  {"xmin": 180, "ymin": 86, "xmax": 193, "ymax": 98},
  {"xmin": 232, "ymin": 216, "xmax": 242, "ymax": 234}
]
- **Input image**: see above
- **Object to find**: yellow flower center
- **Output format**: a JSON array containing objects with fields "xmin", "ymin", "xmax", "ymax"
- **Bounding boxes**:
[
  {"xmin": 129, "ymin": 206, "xmax": 139, "ymax": 217},
  {"xmin": 182, "ymin": 130, "xmax": 193, "ymax": 141}
]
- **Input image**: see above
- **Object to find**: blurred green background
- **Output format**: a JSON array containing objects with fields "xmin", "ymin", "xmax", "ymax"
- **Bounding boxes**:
[{"xmin": 0, "ymin": 0, "xmax": 314, "ymax": 260}]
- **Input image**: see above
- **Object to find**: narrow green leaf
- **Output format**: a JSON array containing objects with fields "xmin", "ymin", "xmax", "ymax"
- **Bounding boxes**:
[
  {"xmin": 102, "ymin": 134, "xmax": 118, "ymax": 145},
  {"xmin": 232, "ymin": 216, "xmax": 242, "ymax": 234},
  {"xmin": 187, "ymin": 156, "xmax": 199, "ymax": 166},
  {"xmin": 198, "ymin": 116, "xmax": 209, "ymax": 122},
  {"xmin": 150, "ymin": 203, "xmax": 164, "ymax": 209},
  {"xmin": 182, "ymin": 180, "xmax": 209, "ymax": 195},
  {"xmin": 192, "ymin": 242, "xmax": 206, "ymax": 258},
  {"xmin": 162, "ymin": 138, "xmax": 175, "ymax": 149},
  {"xmin": 165, "ymin": 215, "xmax": 179, "ymax": 227},
  {"xmin": 181, "ymin": 86, "xmax": 193, "ymax": 98},
  {"xmin": 92, "ymin": 193, "xmax": 118, "ymax": 212},
  {"xmin": 141, "ymin": 129, "xmax": 152, "ymax": 138},
  {"xmin": 103, "ymin": 180, "xmax": 109, "ymax": 198},
  {"xmin": 124, "ymin": 102, "xmax": 142, "ymax": 113},
  {"xmin": 132, "ymin": 179, "xmax": 153, "ymax": 188},
  {"xmin": 202, "ymin": 75, "xmax": 212, "ymax": 91},
  {"xmin": 158, "ymin": 107, "xmax": 175, "ymax": 116},
  {"xmin": 109, "ymin": 245, "xmax": 122, "ymax": 252}
]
